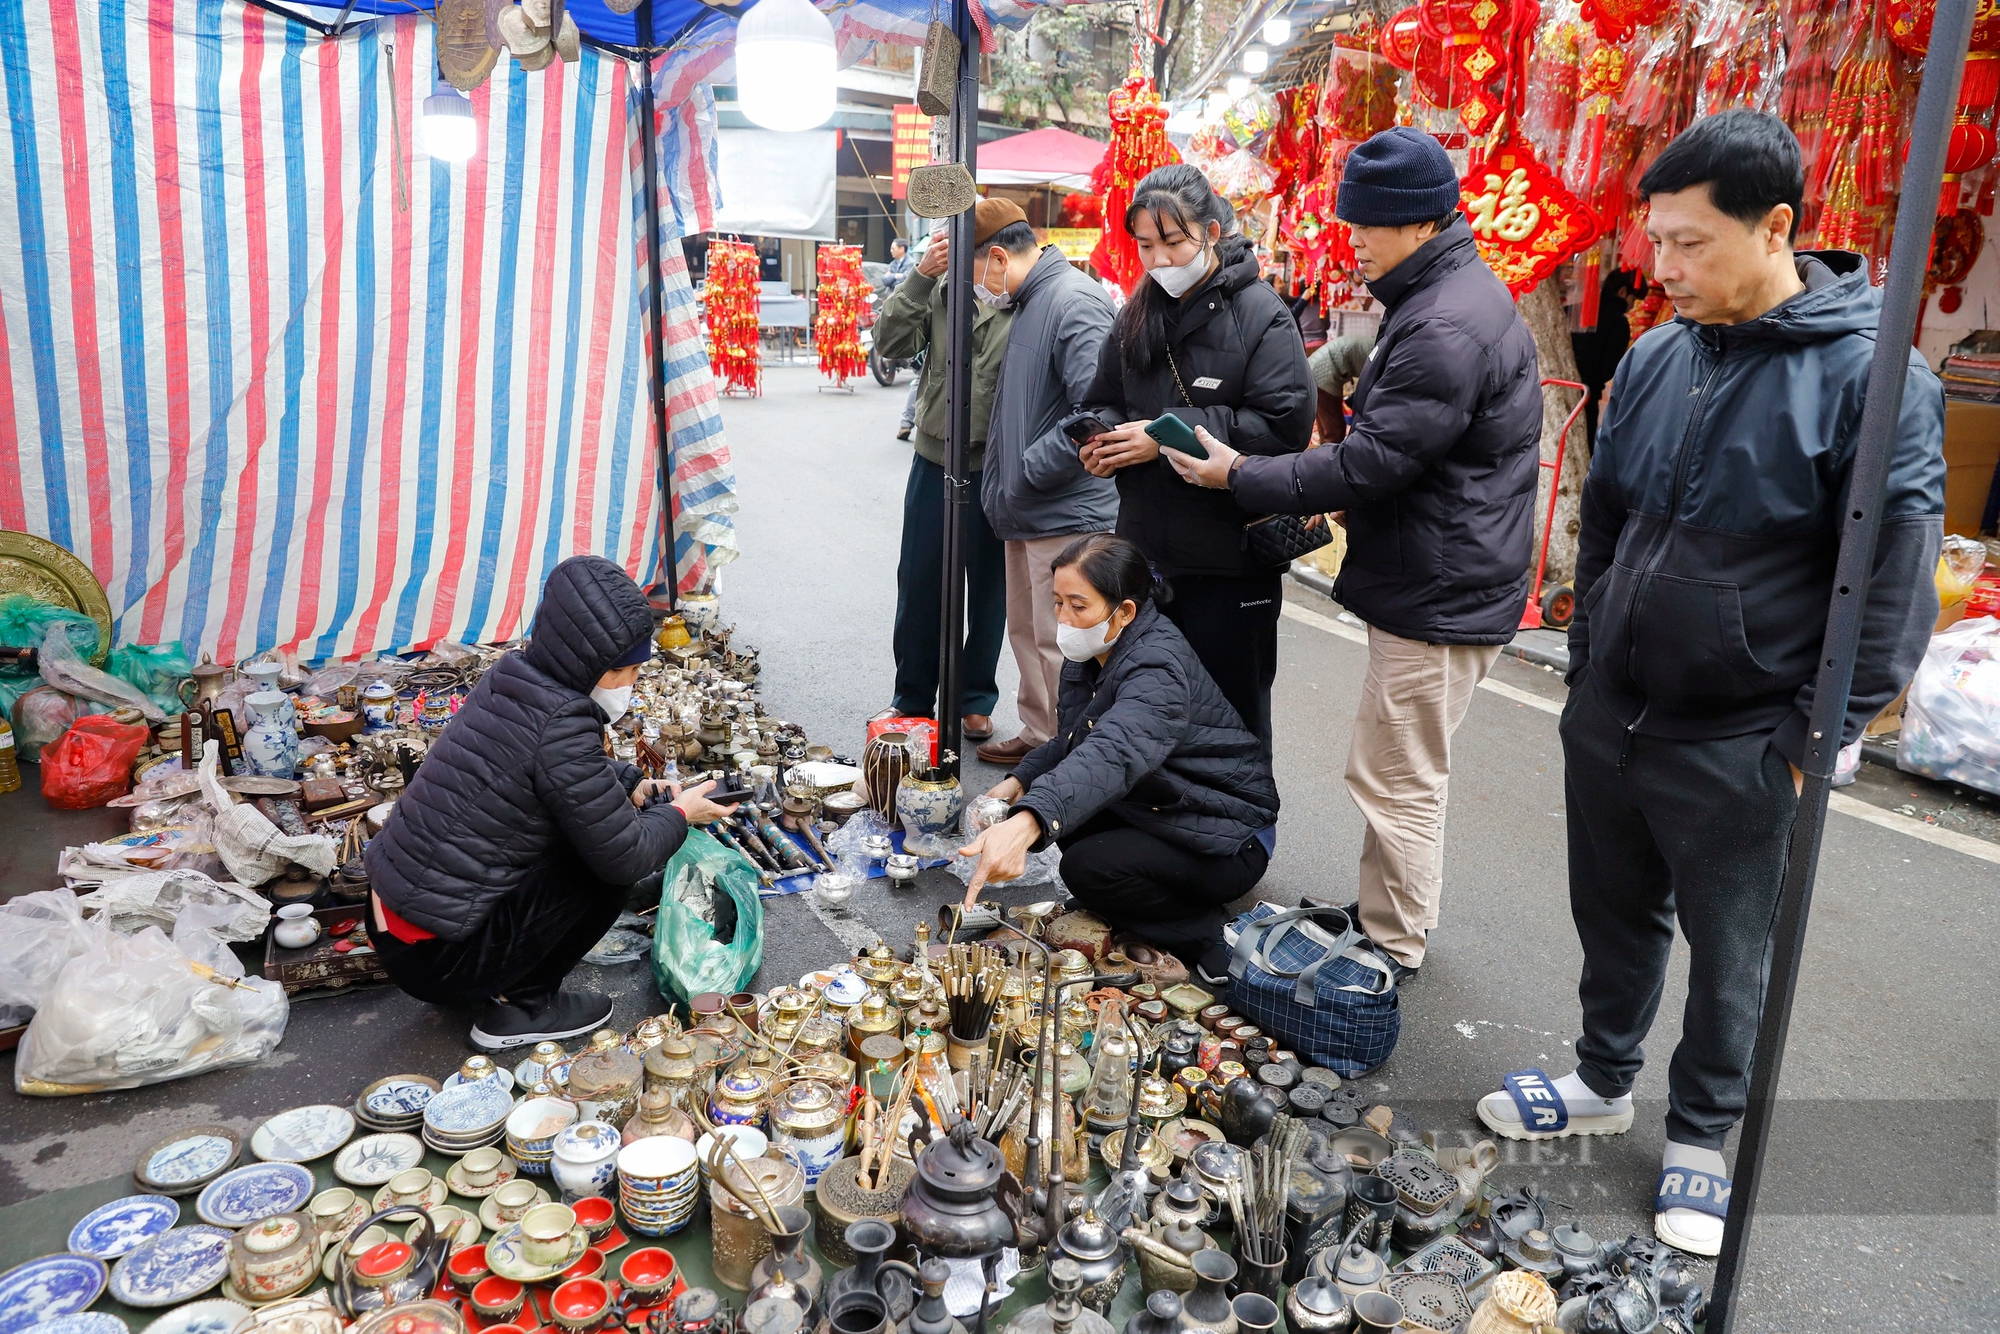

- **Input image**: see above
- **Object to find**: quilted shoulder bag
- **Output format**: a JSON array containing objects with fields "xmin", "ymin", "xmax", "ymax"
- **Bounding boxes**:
[
  {"xmin": 1223, "ymin": 902, "xmax": 1399, "ymax": 1076},
  {"xmin": 1163, "ymin": 346, "xmax": 1332, "ymax": 568}
]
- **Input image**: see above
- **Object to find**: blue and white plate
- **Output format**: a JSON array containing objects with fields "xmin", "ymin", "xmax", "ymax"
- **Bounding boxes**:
[
  {"xmin": 422, "ymin": 1078, "xmax": 513, "ymax": 1136},
  {"xmin": 135, "ymin": 1130, "xmax": 238, "ymax": 1194},
  {"xmin": 25, "ymin": 1313, "xmax": 127, "ymax": 1334},
  {"xmin": 0, "ymin": 1255, "xmax": 107, "ymax": 1334},
  {"xmin": 440, "ymin": 1068, "xmax": 515, "ymax": 1094},
  {"xmin": 66, "ymin": 1195, "xmax": 180, "ymax": 1261},
  {"xmin": 362, "ymin": 1079, "xmax": 435, "ymax": 1117},
  {"xmin": 194, "ymin": 1164, "xmax": 314, "ymax": 1229},
  {"xmin": 106, "ymin": 1226, "xmax": 231, "ymax": 1309},
  {"xmin": 249, "ymin": 1105, "xmax": 354, "ymax": 1163},
  {"xmin": 139, "ymin": 1299, "xmax": 248, "ymax": 1334},
  {"xmin": 332, "ymin": 1133, "xmax": 426, "ymax": 1188}
]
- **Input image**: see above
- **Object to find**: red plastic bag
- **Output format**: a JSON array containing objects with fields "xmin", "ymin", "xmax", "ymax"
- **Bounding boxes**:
[{"xmin": 40, "ymin": 715, "xmax": 149, "ymax": 810}]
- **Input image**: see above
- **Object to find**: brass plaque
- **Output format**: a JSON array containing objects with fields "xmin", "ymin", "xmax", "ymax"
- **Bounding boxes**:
[{"xmin": 436, "ymin": 0, "xmax": 500, "ymax": 92}]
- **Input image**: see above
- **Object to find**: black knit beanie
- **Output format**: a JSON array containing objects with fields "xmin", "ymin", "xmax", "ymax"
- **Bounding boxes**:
[{"xmin": 1335, "ymin": 127, "xmax": 1462, "ymax": 227}]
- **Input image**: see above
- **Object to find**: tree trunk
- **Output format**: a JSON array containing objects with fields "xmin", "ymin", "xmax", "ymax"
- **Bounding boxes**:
[{"xmin": 1517, "ymin": 278, "xmax": 1589, "ymax": 592}]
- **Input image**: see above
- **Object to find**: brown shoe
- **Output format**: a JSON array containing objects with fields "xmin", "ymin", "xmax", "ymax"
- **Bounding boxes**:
[
  {"xmin": 962, "ymin": 714, "xmax": 994, "ymax": 742},
  {"xmin": 975, "ymin": 734, "xmax": 1037, "ymax": 765}
]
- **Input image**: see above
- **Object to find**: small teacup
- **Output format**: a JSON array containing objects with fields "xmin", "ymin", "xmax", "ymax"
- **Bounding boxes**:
[
  {"xmin": 461, "ymin": 1146, "xmax": 505, "ymax": 1188},
  {"xmin": 386, "ymin": 1168, "xmax": 435, "ymax": 1208},
  {"xmin": 550, "ymin": 1278, "xmax": 611, "ymax": 1332},
  {"xmin": 446, "ymin": 1244, "xmax": 490, "ymax": 1291},
  {"xmin": 470, "ymin": 1276, "xmax": 526, "ymax": 1322},
  {"xmin": 308, "ymin": 1187, "xmax": 362, "ymax": 1246},
  {"xmin": 491, "ymin": 1179, "xmax": 539, "ymax": 1224},
  {"xmin": 571, "ymin": 1195, "xmax": 616, "ymax": 1244},
  {"xmin": 619, "ymin": 1248, "xmax": 678, "ymax": 1304},
  {"xmin": 520, "ymin": 1202, "xmax": 577, "ymax": 1265},
  {"xmin": 561, "ymin": 1247, "xmax": 607, "ymax": 1283}
]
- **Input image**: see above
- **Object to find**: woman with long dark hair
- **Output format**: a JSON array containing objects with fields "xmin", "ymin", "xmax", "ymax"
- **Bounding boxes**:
[
  {"xmin": 1079, "ymin": 164, "xmax": 1314, "ymax": 742},
  {"xmin": 956, "ymin": 535, "xmax": 1278, "ymax": 973}
]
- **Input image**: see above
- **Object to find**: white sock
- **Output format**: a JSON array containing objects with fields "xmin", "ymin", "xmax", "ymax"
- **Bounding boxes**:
[
  {"xmin": 1482, "ymin": 1069, "xmax": 1629, "ymax": 1124},
  {"xmin": 1658, "ymin": 1141, "xmax": 1728, "ymax": 1246}
]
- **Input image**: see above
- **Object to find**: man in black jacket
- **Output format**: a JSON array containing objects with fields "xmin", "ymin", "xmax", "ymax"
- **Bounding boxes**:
[
  {"xmin": 1168, "ymin": 126, "xmax": 1542, "ymax": 980},
  {"xmin": 1471, "ymin": 113, "xmax": 1945, "ymax": 1259},
  {"xmin": 365, "ymin": 555, "xmax": 736, "ymax": 1051}
]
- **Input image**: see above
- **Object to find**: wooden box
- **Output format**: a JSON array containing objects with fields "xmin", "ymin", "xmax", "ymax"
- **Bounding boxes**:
[{"xmin": 262, "ymin": 902, "xmax": 391, "ymax": 995}]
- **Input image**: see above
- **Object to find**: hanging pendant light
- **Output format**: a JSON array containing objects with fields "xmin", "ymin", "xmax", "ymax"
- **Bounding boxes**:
[
  {"xmin": 421, "ymin": 78, "xmax": 477, "ymax": 162},
  {"xmin": 1242, "ymin": 45, "xmax": 1270, "ymax": 75},
  {"xmin": 1261, "ymin": 17, "xmax": 1291, "ymax": 45},
  {"xmin": 1226, "ymin": 75, "xmax": 1250, "ymax": 98},
  {"xmin": 735, "ymin": 0, "xmax": 837, "ymax": 133}
]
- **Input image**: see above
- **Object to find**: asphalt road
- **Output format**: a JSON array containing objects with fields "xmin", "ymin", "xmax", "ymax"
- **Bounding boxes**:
[{"xmin": 0, "ymin": 361, "xmax": 1994, "ymax": 1331}]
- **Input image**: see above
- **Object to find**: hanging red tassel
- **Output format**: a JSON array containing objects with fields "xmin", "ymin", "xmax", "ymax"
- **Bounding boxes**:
[
  {"xmin": 814, "ymin": 244, "xmax": 868, "ymax": 387},
  {"xmin": 1090, "ymin": 73, "xmax": 1182, "ymax": 294},
  {"xmin": 704, "ymin": 239, "xmax": 762, "ymax": 397}
]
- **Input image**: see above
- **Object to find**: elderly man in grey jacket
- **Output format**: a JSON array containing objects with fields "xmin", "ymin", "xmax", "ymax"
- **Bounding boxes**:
[{"xmin": 970, "ymin": 233, "xmax": 1119, "ymax": 766}]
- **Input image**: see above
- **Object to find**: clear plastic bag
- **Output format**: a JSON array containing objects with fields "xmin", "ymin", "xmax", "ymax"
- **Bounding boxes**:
[
  {"xmin": 196, "ymin": 741, "xmax": 337, "ymax": 886},
  {"xmin": 1898, "ymin": 617, "xmax": 2000, "ymax": 796},
  {"xmin": 40, "ymin": 714, "xmax": 150, "ymax": 809},
  {"xmin": 650, "ymin": 827, "xmax": 765, "ymax": 1004},
  {"xmin": 11, "ymin": 684, "xmax": 80, "ymax": 762},
  {"xmin": 948, "ymin": 794, "xmax": 1064, "ymax": 891},
  {"xmin": 37, "ymin": 624, "xmax": 167, "ymax": 722},
  {"xmin": 73, "ymin": 868, "xmax": 273, "ymax": 944},
  {"xmin": 15, "ymin": 916, "xmax": 289, "ymax": 1095},
  {"xmin": 0, "ymin": 890, "xmax": 100, "ymax": 1028}
]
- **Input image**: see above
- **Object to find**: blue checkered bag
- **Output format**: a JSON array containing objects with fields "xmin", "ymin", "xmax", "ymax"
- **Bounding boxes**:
[{"xmin": 1223, "ymin": 903, "xmax": 1399, "ymax": 1077}]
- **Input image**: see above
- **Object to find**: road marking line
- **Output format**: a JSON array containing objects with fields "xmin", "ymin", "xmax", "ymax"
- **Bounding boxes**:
[{"xmin": 1283, "ymin": 600, "xmax": 2000, "ymax": 863}]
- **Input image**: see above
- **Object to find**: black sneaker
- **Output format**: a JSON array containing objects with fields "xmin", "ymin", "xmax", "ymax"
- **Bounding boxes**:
[
  {"xmin": 469, "ymin": 989, "xmax": 615, "ymax": 1052},
  {"xmin": 1194, "ymin": 941, "xmax": 1233, "ymax": 989}
]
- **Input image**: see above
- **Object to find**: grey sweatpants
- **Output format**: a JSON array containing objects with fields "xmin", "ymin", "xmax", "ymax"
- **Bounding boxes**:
[{"xmin": 1560, "ymin": 676, "xmax": 1799, "ymax": 1148}]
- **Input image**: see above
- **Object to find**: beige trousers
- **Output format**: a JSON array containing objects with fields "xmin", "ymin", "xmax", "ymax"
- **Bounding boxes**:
[
  {"xmin": 1004, "ymin": 534, "xmax": 1094, "ymax": 746},
  {"xmin": 1347, "ymin": 624, "xmax": 1502, "ymax": 967}
]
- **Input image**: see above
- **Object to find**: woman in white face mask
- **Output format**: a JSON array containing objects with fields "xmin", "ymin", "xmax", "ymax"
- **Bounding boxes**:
[
  {"xmin": 956, "ymin": 535, "xmax": 1278, "ymax": 981},
  {"xmin": 1074, "ymin": 164, "xmax": 1314, "ymax": 751}
]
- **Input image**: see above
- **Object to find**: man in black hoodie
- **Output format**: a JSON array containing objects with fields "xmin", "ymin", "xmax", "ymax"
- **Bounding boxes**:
[
  {"xmin": 365, "ymin": 555, "xmax": 737, "ymax": 1051},
  {"xmin": 1471, "ymin": 113, "xmax": 1945, "ymax": 1258}
]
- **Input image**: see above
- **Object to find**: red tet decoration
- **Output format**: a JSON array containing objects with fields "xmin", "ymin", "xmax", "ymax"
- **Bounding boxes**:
[
  {"xmin": 703, "ymin": 239, "xmax": 761, "ymax": 397},
  {"xmin": 1380, "ymin": 7, "xmax": 1424, "ymax": 69},
  {"xmin": 1091, "ymin": 73, "xmax": 1182, "ymax": 294},
  {"xmin": 1460, "ymin": 137, "xmax": 1601, "ymax": 296},
  {"xmin": 1579, "ymin": 0, "xmax": 1673, "ymax": 44},
  {"xmin": 1884, "ymin": 0, "xmax": 2000, "ymax": 213},
  {"xmin": 814, "ymin": 244, "xmax": 868, "ymax": 387}
]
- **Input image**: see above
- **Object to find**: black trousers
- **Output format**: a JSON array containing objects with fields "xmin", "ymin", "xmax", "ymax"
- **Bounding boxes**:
[
  {"xmin": 893, "ymin": 453, "xmax": 1007, "ymax": 719},
  {"xmin": 368, "ymin": 870, "xmax": 627, "ymax": 1009},
  {"xmin": 1561, "ymin": 677, "xmax": 1799, "ymax": 1148},
  {"xmin": 1058, "ymin": 811, "xmax": 1270, "ymax": 956},
  {"xmin": 1158, "ymin": 572, "xmax": 1283, "ymax": 745}
]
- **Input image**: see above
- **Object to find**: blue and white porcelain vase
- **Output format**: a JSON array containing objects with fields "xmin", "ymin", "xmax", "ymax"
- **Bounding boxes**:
[
  {"xmin": 550, "ymin": 1120, "xmax": 621, "ymax": 1201},
  {"xmin": 242, "ymin": 691, "xmax": 299, "ymax": 780},
  {"xmin": 895, "ymin": 762, "xmax": 963, "ymax": 858},
  {"xmin": 361, "ymin": 680, "xmax": 398, "ymax": 732}
]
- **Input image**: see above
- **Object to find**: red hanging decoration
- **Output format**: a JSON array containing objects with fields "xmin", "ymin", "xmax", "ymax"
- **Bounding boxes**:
[
  {"xmin": 813, "ymin": 244, "xmax": 868, "ymax": 387},
  {"xmin": 1884, "ymin": 0, "xmax": 2000, "ymax": 213},
  {"xmin": 1579, "ymin": 0, "xmax": 1674, "ymax": 45},
  {"xmin": 703, "ymin": 239, "xmax": 762, "ymax": 397},
  {"xmin": 1381, "ymin": 7, "xmax": 1425, "ymax": 69},
  {"xmin": 1090, "ymin": 73, "xmax": 1182, "ymax": 294},
  {"xmin": 1461, "ymin": 136, "xmax": 1602, "ymax": 296}
]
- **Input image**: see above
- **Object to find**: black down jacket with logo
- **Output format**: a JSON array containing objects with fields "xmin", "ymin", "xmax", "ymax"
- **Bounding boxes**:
[
  {"xmin": 365, "ymin": 556, "xmax": 688, "ymax": 941},
  {"xmin": 1009, "ymin": 602, "xmax": 1279, "ymax": 856}
]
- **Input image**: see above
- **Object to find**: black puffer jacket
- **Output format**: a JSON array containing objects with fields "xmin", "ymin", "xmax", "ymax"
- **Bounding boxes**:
[
  {"xmin": 365, "ymin": 556, "xmax": 688, "ymax": 941},
  {"xmin": 1231, "ymin": 219, "xmax": 1542, "ymax": 644},
  {"xmin": 1570, "ymin": 252, "xmax": 1945, "ymax": 765},
  {"xmin": 1010, "ymin": 602, "xmax": 1278, "ymax": 856},
  {"xmin": 1082, "ymin": 236, "xmax": 1314, "ymax": 578}
]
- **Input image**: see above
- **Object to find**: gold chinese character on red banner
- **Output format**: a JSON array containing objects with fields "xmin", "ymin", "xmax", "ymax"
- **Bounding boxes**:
[{"xmin": 1460, "ymin": 137, "xmax": 1600, "ymax": 295}]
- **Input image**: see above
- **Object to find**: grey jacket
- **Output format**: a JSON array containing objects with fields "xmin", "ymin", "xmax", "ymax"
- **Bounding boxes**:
[
  {"xmin": 874, "ymin": 268, "xmax": 1011, "ymax": 472},
  {"xmin": 1012, "ymin": 602, "xmax": 1278, "ymax": 857},
  {"xmin": 981, "ymin": 247, "xmax": 1120, "ymax": 542}
]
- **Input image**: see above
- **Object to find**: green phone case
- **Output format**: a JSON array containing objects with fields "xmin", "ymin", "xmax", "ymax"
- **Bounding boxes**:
[{"xmin": 1145, "ymin": 411, "xmax": 1209, "ymax": 461}]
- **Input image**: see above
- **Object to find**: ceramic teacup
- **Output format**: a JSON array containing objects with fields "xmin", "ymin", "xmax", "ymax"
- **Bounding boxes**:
[
  {"xmin": 470, "ymin": 1276, "xmax": 526, "ymax": 1321},
  {"xmin": 619, "ymin": 1248, "xmax": 678, "ymax": 1304},
  {"xmin": 387, "ymin": 1168, "xmax": 434, "ymax": 1208},
  {"xmin": 491, "ymin": 1179, "xmax": 539, "ymax": 1224},
  {"xmin": 520, "ymin": 1202, "xmax": 577, "ymax": 1265},
  {"xmin": 570, "ymin": 1195, "xmax": 616, "ymax": 1244},
  {"xmin": 446, "ymin": 1244, "xmax": 491, "ymax": 1290},
  {"xmin": 308, "ymin": 1187, "xmax": 362, "ymax": 1245},
  {"xmin": 550, "ymin": 1278, "xmax": 611, "ymax": 1332},
  {"xmin": 461, "ymin": 1147, "xmax": 505, "ymax": 1188}
]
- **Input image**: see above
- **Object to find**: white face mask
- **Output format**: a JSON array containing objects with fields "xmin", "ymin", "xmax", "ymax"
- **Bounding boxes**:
[
  {"xmin": 1055, "ymin": 615, "xmax": 1118, "ymax": 663},
  {"xmin": 1148, "ymin": 242, "xmax": 1212, "ymax": 298},
  {"xmin": 973, "ymin": 257, "xmax": 1013, "ymax": 310},
  {"xmin": 591, "ymin": 683, "xmax": 633, "ymax": 725}
]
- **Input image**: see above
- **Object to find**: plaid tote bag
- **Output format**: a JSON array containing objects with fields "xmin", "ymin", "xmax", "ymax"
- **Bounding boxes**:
[{"xmin": 1223, "ymin": 903, "xmax": 1400, "ymax": 1077}]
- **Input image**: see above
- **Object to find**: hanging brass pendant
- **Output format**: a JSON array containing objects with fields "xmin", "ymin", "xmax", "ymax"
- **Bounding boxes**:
[
  {"xmin": 905, "ymin": 163, "xmax": 978, "ymax": 219},
  {"xmin": 917, "ymin": 19, "xmax": 959, "ymax": 117},
  {"xmin": 435, "ymin": 0, "xmax": 499, "ymax": 91}
]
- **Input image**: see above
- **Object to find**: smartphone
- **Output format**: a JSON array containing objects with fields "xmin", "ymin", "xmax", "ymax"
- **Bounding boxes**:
[
  {"xmin": 1144, "ymin": 410, "xmax": 1209, "ymax": 460},
  {"xmin": 1061, "ymin": 409, "xmax": 1115, "ymax": 446}
]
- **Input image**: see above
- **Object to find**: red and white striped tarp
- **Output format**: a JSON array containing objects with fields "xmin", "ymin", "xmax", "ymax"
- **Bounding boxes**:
[{"xmin": 0, "ymin": 0, "xmax": 735, "ymax": 662}]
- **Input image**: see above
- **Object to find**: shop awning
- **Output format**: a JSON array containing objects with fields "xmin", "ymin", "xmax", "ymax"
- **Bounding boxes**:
[{"xmin": 975, "ymin": 126, "xmax": 1108, "ymax": 191}]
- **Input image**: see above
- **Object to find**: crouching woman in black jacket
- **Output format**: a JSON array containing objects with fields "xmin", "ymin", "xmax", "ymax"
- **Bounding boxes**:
[
  {"xmin": 956, "ymin": 535, "xmax": 1279, "ymax": 969},
  {"xmin": 365, "ymin": 555, "xmax": 739, "ymax": 1052}
]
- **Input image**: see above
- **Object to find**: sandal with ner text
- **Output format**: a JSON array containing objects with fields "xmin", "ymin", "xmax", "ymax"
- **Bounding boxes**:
[{"xmin": 1474, "ymin": 1068, "xmax": 1636, "ymax": 1142}]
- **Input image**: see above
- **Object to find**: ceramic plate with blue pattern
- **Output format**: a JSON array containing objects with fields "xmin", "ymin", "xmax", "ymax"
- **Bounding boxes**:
[
  {"xmin": 65, "ymin": 1195, "xmax": 180, "ymax": 1261},
  {"xmin": 0, "ymin": 1255, "xmax": 108, "ymax": 1334},
  {"xmin": 140, "ymin": 1299, "xmax": 247, "ymax": 1334},
  {"xmin": 194, "ymin": 1163, "xmax": 314, "ymax": 1229},
  {"xmin": 133, "ymin": 1127, "xmax": 240, "ymax": 1197},
  {"xmin": 24, "ymin": 1314, "xmax": 127, "ymax": 1334},
  {"xmin": 362, "ymin": 1079, "xmax": 435, "ymax": 1117},
  {"xmin": 249, "ymin": 1105, "xmax": 354, "ymax": 1163},
  {"xmin": 105, "ymin": 1226, "xmax": 232, "ymax": 1309},
  {"xmin": 422, "ymin": 1077, "xmax": 513, "ymax": 1136}
]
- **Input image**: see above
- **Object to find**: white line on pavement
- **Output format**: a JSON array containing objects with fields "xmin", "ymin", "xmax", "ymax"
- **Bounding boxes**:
[{"xmin": 1281, "ymin": 600, "xmax": 2000, "ymax": 865}]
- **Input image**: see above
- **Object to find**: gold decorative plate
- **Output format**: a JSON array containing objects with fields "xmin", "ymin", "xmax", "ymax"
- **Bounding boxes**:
[{"xmin": 0, "ymin": 529, "xmax": 112, "ymax": 664}]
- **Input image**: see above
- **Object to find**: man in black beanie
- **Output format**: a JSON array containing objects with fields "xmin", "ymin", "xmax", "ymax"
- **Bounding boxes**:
[{"xmin": 1165, "ymin": 125, "xmax": 1541, "ymax": 981}]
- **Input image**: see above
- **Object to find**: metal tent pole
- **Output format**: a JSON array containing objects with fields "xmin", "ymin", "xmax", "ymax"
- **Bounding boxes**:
[
  {"xmin": 635, "ymin": 0, "xmax": 678, "ymax": 607},
  {"xmin": 934, "ymin": 0, "xmax": 980, "ymax": 777},
  {"xmin": 1703, "ymin": 6, "xmax": 1974, "ymax": 1328}
]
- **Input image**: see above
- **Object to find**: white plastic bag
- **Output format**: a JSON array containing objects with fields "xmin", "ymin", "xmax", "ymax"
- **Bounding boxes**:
[
  {"xmin": 197, "ymin": 741, "xmax": 336, "ymax": 886},
  {"xmin": 1898, "ymin": 616, "xmax": 2000, "ymax": 796},
  {"xmin": 0, "ymin": 890, "xmax": 101, "ymax": 1028},
  {"xmin": 15, "ymin": 918, "xmax": 288, "ymax": 1095},
  {"xmin": 73, "ymin": 868, "xmax": 273, "ymax": 944}
]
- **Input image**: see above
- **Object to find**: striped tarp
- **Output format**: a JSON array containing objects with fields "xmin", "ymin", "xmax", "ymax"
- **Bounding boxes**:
[{"xmin": 0, "ymin": 0, "xmax": 735, "ymax": 662}]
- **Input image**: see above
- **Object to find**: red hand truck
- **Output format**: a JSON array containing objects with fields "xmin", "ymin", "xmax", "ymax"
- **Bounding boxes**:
[{"xmin": 1520, "ymin": 378, "xmax": 1590, "ymax": 631}]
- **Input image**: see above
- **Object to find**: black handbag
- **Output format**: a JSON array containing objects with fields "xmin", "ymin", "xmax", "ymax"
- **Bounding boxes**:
[{"xmin": 1164, "ymin": 347, "xmax": 1334, "ymax": 569}]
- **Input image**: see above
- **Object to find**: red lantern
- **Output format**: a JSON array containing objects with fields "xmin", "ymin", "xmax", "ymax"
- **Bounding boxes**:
[
  {"xmin": 1460, "ymin": 136, "xmax": 1601, "ymax": 295},
  {"xmin": 1943, "ymin": 118, "xmax": 1998, "ymax": 213},
  {"xmin": 1578, "ymin": 0, "xmax": 1673, "ymax": 44},
  {"xmin": 1380, "ymin": 7, "xmax": 1424, "ymax": 70}
]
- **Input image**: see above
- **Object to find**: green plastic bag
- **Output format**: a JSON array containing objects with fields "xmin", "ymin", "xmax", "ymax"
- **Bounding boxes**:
[
  {"xmin": 650, "ymin": 828, "xmax": 765, "ymax": 1005},
  {"xmin": 105, "ymin": 642, "xmax": 191, "ymax": 717},
  {"xmin": 0, "ymin": 594, "xmax": 97, "ymax": 656}
]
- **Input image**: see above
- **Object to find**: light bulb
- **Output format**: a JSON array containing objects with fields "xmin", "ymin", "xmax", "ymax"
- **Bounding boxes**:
[
  {"xmin": 1243, "ymin": 46, "xmax": 1270, "ymax": 75},
  {"xmin": 420, "ymin": 81, "xmax": 476, "ymax": 163},
  {"xmin": 1262, "ymin": 17, "xmax": 1292, "ymax": 45},
  {"xmin": 1206, "ymin": 91, "xmax": 1232, "ymax": 118},
  {"xmin": 1226, "ymin": 75, "xmax": 1250, "ymax": 98},
  {"xmin": 735, "ymin": 0, "xmax": 837, "ymax": 133}
]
